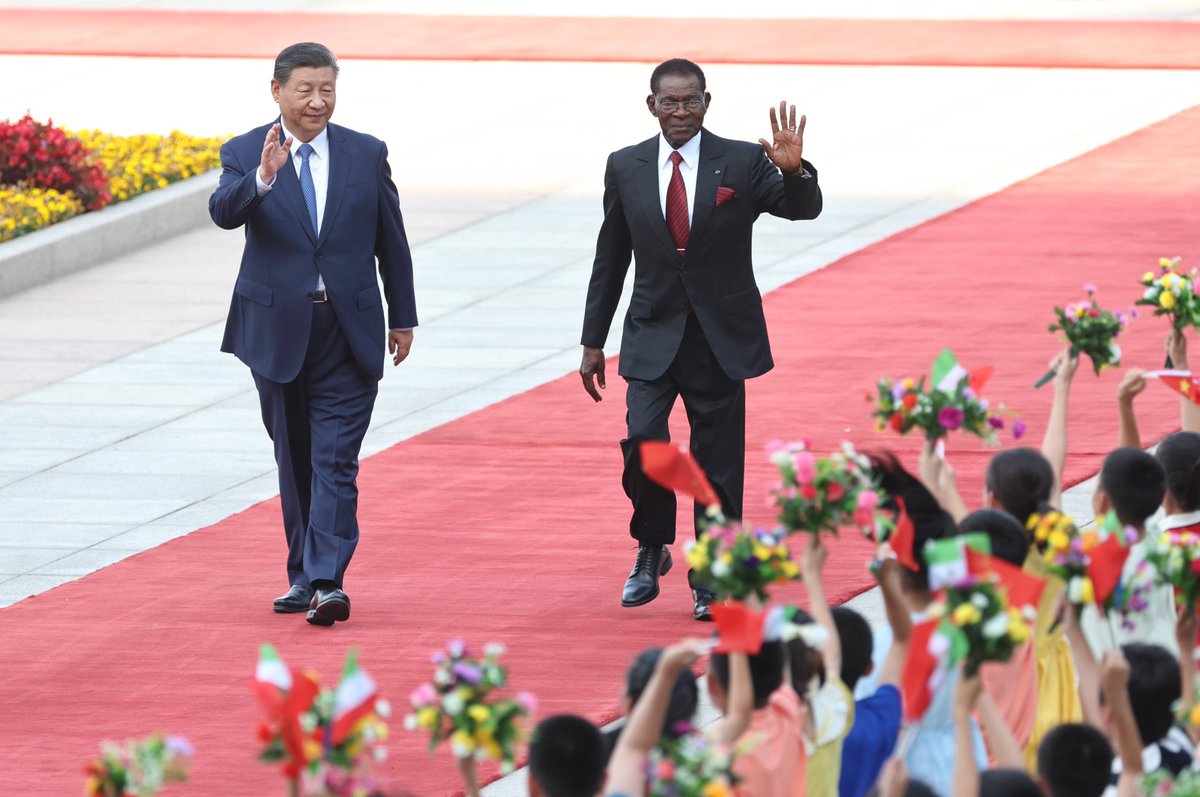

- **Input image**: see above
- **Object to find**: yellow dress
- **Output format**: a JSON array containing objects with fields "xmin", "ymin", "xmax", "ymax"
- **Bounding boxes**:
[
  {"xmin": 1022, "ymin": 550, "xmax": 1082, "ymax": 769},
  {"xmin": 805, "ymin": 678, "xmax": 855, "ymax": 797}
]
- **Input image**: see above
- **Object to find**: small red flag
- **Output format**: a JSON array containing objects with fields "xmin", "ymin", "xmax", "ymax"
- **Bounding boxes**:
[
  {"xmin": 901, "ymin": 620, "xmax": 941, "ymax": 722},
  {"xmin": 640, "ymin": 441, "xmax": 721, "ymax": 508},
  {"xmin": 1088, "ymin": 534, "xmax": 1131, "ymax": 608},
  {"xmin": 710, "ymin": 601, "xmax": 765, "ymax": 655},
  {"xmin": 965, "ymin": 548, "xmax": 1046, "ymax": 610},
  {"xmin": 891, "ymin": 497, "xmax": 919, "ymax": 572},
  {"xmin": 968, "ymin": 366, "xmax": 994, "ymax": 395},
  {"xmin": 1156, "ymin": 373, "xmax": 1200, "ymax": 406}
]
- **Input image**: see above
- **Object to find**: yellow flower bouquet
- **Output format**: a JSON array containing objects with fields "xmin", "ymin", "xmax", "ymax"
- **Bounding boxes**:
[
  {"xmin": 684, "ymin": 523, "xmax": 800, "ymax": 602},
  {"xmin": 1136, "ymin": 257, "xmax": 1200, "ymax": 331}
]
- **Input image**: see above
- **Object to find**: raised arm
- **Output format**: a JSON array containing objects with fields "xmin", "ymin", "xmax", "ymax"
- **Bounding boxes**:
[
  {"xmin": 1168, "ymin": 330, "xmax": 1200, "ymax": 434},
  {"xmin": 606, "ymin": 640, "xmax": 703, "ymax": 797},
  {"xmin": 951, "ymin": 670, "xmax": 983, "ymax": 797},
  {"xmin": 1100, "ymin": 649, "xmax": 1144, "ymax": 797},
  {"xmin": 1041, "ymin": 349, "xmax": 1079, "ymax": 508},
  {"xmin": 1063, "ymin": 599, "xmax": 1103, "ymax": 728},
  {"xmin": 709, "ymin": 651, "xmax": 753, "ymax": 745},
  {"xmin": 754, "ymin": 102, "xmax": 821, "ymax": 220},
  {"xmin": 208, "ymin": 126, "xmax": 288, "ymax": 230},
  {"xmin": 875, "ymin": 556, "xmax": 911, "ymax": 688},
  {"xmin": 918, "ymin": 439, "xmax": 969, "ymax": 523},
  {"xmin": 803, "ymin": 537, "xmax": 840, "ymax": 680},
  {"xmin": 1117, "ymin": 369, "xmax": 1147, "ymax": 450}
]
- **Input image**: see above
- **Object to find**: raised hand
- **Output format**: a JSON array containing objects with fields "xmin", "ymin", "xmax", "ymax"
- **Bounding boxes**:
[
  {"xmin": 580, "ymin": 346, "xmax": 606, "ymax": 402},
  {"xmin": 758, "ymin": 101, "xmax": 806, "ymax": 175},
  {"xmin": 1117, "ymin": 367, "xmax": 1147, "ymax": 405},
  {"xmin": 1167, "ymin": 328, "xmax": 1190, "ymax": 371},
  {"xmin": 1050, "ymin": 348, "xmax": 1080, "ymax": 390},
  {"xmin": 260, "ymin": 123, "xmax": 292, "ymax": 184}
]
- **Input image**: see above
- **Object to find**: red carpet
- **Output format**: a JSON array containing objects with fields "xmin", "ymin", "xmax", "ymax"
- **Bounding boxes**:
[
  {"xmin": 3, "ymin": 10, "xmax": 1200, "ymax": 69},
  {"xmin": 2, "ymin": 104, "xmax": 1198, "ymax": 793}
]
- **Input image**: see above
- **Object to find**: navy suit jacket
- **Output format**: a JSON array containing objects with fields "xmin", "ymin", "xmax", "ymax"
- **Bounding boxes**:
[
  {"xmin": 209, "ymin": 121, "xmax": 417, "ymax": 383},
  {"xmin": 581, "ymin": 129, "xmax": 821, "ymax": 381}
]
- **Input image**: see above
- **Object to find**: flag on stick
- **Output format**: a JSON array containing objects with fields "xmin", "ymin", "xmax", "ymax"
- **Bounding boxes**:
[{"xmin": 640, "ymin": 441, "xmax": 722, "ymax": 508}]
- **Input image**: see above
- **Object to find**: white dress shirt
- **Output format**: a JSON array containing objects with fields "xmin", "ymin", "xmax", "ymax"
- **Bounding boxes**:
[
  {"xmin": 256, "ymin": 122, "xmax": 329, "ymax": 290},
  {"xmin": 657, "ymin": 130, "xmax": 701, "ymax": 224}
]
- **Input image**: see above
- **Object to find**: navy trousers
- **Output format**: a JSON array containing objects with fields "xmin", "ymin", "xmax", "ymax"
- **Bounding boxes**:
[
  {"xmin": 620, "ymin": 313, "xmax": 746, "ymax": 546},
  {"xmin": 253, "ymin": 303, "xmax": 378, "ymax": 589}
]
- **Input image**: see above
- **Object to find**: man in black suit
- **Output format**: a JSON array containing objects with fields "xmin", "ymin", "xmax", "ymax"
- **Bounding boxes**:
[
  {"xmin": 210, "ymin": 42, "xmax": 417, "ymax": 626},
  {"xmin": 580, "ymin": 58, "xmax": 822, "ymax": 620}
]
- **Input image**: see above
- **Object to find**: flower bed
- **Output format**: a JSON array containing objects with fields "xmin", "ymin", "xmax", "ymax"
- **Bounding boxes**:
[{"xmin": 0, "ymin": 115, "xmax": 223, "ymax": 243}]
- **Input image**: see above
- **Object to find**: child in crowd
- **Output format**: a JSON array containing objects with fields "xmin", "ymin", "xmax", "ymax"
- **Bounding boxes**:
[
  {"xmin": 1035, "ymin": 723, "xmax": 1114, "ymax": 797},
  {"xmin": 601, "ymin": 647, "xmax": 699, "ymax": 763},
  {"xmin": 837, "ymin": 555, "xmax": 912, "ymax": 797},
  {"xmin": 1081, "ymin": 447, "xmax": 1173, "ymax": 656},
  {"xmin": 795, "ymin": 537, "xmax": 854, "ymax": 797},
  {"xmin": 528, "ymin": 715, "xmax": 609, "ymax": 797},
  {"xmin": 858, "ymin": 453, "xmax": 987, "ymax": 797}
]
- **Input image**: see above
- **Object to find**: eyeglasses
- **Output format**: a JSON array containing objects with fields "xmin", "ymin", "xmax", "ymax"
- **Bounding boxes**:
[{"xmin": 656, "ymin": 98, "xmax": 705, "ymax": 113}]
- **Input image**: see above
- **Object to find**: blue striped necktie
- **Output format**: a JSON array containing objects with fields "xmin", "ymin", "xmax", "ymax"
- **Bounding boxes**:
[{"xmin": 297, "ymin": 143, "xmax": 318, "ymax": 236}]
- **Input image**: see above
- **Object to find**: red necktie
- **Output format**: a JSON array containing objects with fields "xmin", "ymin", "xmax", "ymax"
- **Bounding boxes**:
[{"xmin": 666, "ymin": 151, "xmax": 689, "ymax": 254}]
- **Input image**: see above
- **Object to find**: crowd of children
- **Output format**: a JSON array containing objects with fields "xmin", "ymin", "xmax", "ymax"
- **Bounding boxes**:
[{"xmin": 442, "ymin": 331, "xmax": 1200, "ymax": 797}]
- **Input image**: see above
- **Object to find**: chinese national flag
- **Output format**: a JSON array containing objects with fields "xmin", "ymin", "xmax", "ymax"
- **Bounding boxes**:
[
  {"xmin": 640, "ymin": 441, "xmax": 721, "ymax": 507},
  {"xmin": 710, "ymin": 601, "xmax": 765, "ymax": 655},
  {"xmin": 901, "ymin": 620, "xmax": 941, "ymax": 722},
  {"xmin": 1088, "ymin": 534, "xmax": 1131, "ymax": 607},
  {"xmin": 965, "ymin": 548, "xmax": 1046, "ymax": 611},
  {"xmin": 1157, "ymin": 373, "xmax": 1200, "ymax": 406},
  {"xmin": 891, "ymin": 497, "xmax": 919, "ymax": 572}
]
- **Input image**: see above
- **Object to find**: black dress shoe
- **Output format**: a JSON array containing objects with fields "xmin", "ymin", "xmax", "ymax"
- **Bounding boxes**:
[
  {"xmin": 273, "ymin": 584, "xmax": 313, "ymax": 614},
  {"xmin": 692, "ymin": 587, "xmax": 716, "ymax": 622},
  {"xmin": 621, "ymin": 545, "xmax": 673, "ymax": 607},
  {"xmin": 306, "ymin": 587, "xmax": 351, "ymax": 627}
]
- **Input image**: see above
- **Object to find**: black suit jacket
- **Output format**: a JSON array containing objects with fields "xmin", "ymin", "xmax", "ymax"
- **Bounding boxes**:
[{"xmin": 581, "ymin": 129, "xmax": 822, "ymax": 381}]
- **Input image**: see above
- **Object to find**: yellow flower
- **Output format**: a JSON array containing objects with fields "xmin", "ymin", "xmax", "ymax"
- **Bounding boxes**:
[
  {"xmin": 451, "ymin": 729, "xmax": 475, "ymax": 753},
  {"xmin": 753, "ymin": 544, "xmax": 772, "ymax": 561},
  {"xmin": 951, "ymin": 603, "xmax": 982, "ymax": 626},
  {"xmin": 484, "ymin": 740, "xmax": 504, "ymax": 760},
  {"xmin": 780, "ymin": 560, "xmax": 799, "ymax": 578},
  {"xmin": 1143, "ymin": 271, "xmax": 1156, "ymax": 285},
  {"xmin": 1048, "ymin": 530, "xmax": 1069, "ymax": 552},
  {"xmin": 1190, "ymin": 704, "xmax": 1200, "ymax": 729},
  {"xmin": 901, "ymin": 378, "xmax": 915, "ymax": 390},
  {"xmin": 719, "ymin": 552, "xmax": 734, "ymax": 566},
  {"xmin": 686, "ymin": 544, "xmax": 709, "ymax": 570},
  {"xmin": 1009, "ymin": 618, "xmax": 1030, "ymax": 644},
  {"xmin": 468, "ymin": 704, "xmax": 491, "ymax": 723},
  {"xmin": 1078, "ymin": 577, "xmax": 1095, "ymax": 605},
  {"xmin": 1161, "ymin": 291, "xmax": 1177, "ymax": 310},
  {"xmin": 416, "ymin": 707, "xmax": 439, "ymax": 729},
  {"xmin": 703, "ymin": 781, "xmax": 733, "ymax": 797}
]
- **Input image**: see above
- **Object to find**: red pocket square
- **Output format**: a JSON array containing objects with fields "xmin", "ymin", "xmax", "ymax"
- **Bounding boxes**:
[{"xmin": 715, "ymin": 186, "xmax": 737, "ymax": 207}]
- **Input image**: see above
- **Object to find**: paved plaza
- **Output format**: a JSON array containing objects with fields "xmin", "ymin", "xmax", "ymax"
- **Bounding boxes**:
[{"xmin": 1, "ymin": 2, "xmax": 1199, "ymax": 791}]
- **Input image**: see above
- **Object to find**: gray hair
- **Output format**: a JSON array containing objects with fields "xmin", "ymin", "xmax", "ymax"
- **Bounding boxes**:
[{"xmin": 273, "ymin": 42, "xmax": 339, "ymax": 84}]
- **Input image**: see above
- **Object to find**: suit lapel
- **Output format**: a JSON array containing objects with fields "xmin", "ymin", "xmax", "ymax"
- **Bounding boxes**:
[
  {"xmin": 317, "ymin": 124, "xmax": 349, "ymax": 249},
  {"xmin": 687, "ymin": 130, "xmax": 725, "ymax": 252},
  {"xmin": 633, "ymin": 137, "xmax": 680, "ymax": 259}
]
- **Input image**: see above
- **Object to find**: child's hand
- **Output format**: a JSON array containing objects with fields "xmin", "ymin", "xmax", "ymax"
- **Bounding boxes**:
[
  {"xmin": 661, "ymin": 639, "xmax": 705, "ymax": 673},
  {"xmin": 804, "ymin": 536, "xmax": 828, "ymax": 577},
  {"xmin": 1118, "ymin": 368, "xmax": 1147, "ymax": 405},
  {"xmin": 953, "ymin": 668, "xmax": 983, "ymax": 720},
  {"xmin": 876, "ymin": 757, "xmax": 910, "ymax": 797},
  {"xmin": 874, "ymin": 555, "xmax": 902, "ymax": 591},
  {"xmin": 1168, "ymin": 329, "xmax": 1190, "ymax": 371},
  {"xmin": 918, "ymin": 438, "xmax": 957, "ymax": 499},
  {"xmin": 456, "ymin": 753, "xmax": 482, "ymax": 797},
  {"xmin": 1050, "ymin": 348, "xmax": 1080, "ymax": 389},
  {"xmin": 1100, "ymin": 648, "xmax": 1131, "ymax": 696}
]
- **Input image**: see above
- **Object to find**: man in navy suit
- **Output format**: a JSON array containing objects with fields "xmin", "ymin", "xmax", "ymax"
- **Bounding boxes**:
[
  {"xmin": 209, "ymin": 42, "xmax": 417, "ymax": 626},
  {"xmin": 580, "ymin": 59, "xmax": 822, "ymax": 620}
]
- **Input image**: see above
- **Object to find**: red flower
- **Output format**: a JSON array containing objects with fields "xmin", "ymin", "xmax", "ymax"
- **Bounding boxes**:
[
  {"xmin": 889, "ymin": 413, "xmax": 905, "ymax": 432},
  {"xmin": 1190, "ymin": 559, "xmax": 1200, "ymax": 577},
  {"xmin": 826, "ymin": 481, "xmax": 845, "ymax": 501},
  {"xmin": 902, "ymin": 393, "xmax": 917, "ymax": 410},
  {"xmin": 800, "ymin": 484, "xmax": 819, "ymax": 501}
]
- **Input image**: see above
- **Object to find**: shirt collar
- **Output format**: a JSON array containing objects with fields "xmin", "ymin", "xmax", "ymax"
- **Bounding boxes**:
[
  {"xmin": 280, "ymin": 121, "xmax": 330, "ymax": 160},
  {"xmin": 1161, "ymin": 509, "xmax": 1200, "ymax": 530},
  {"xmin": 658, "ymin": 129, "xmax": 701, "ymax": 169}
]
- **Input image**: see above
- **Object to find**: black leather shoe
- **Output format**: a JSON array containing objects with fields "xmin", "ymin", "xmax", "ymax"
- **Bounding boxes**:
[
  {"xmin": 273, "ymin": 584, "xmax": 313, "ymax": 614},
  {"xmin": 621, "ymin": 545, "xmax": 673, "ymax": 607},
  {"xmin": 692, "ymin": 587, "xmax": 717, "ymax": 622},
  {"xmin": 306, "ymin": 587, "xmax": 351, "ymax": 626}
]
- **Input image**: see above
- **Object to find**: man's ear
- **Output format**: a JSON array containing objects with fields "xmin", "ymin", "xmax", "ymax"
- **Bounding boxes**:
[
  {"xmin": 271, "ymin": 79, "xmax": 282, "ymax": 103},
  {"xmin": 646, "ymin": 94, "xmax": 658, "ymax": 116},
  {"xmin": 703, "ymin": 91, "xmax": 712, "ymax": 108}
]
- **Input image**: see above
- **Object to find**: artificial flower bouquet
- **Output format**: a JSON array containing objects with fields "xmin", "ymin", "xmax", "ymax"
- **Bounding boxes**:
[
  {"xmin": 84, "ymin": 734, "xmax": 193, "ymax": 797},
  {"xmin": 1145, "ymin": 527, "xmax": 1200, "ymax": 613},
  {"xmin": 1137, "ymin": 257, "xmax": 1200, "ymax": 331},
  {"xmin": 931, "ymin": 578, "xmax": 1032, "ymax": 676},
  {"xmin": 769, "ymin": 440, "xmax": 889, "ymax": 539},
  {"xmin": 1143, "ymin": 769, "xmax": 1200, "ymax": 797},
  {"xmin": 252, "ymin": 645, "xmax": 391, "ymax": 797},
  {"xmin": 1028, "ymin": 509, "xmax": 1096, "ymax": 614},
  {"xmin": 870, "ymin": 349, "xmax": 1023, "ymax": 444},
  {"xmin": 645, "ymin": 726, "xmax": 739, "ymax": 797},
  {"xmin": 1037, "ymin": 284, "xmax": 1131, "ymax": 384},
  {"xmin": 404, "ymin": 640, "xmax": 536, "ymax": 774},
  {"xmin": 684, "ymin": 522, "xmax": 799, "ymax": 602}
]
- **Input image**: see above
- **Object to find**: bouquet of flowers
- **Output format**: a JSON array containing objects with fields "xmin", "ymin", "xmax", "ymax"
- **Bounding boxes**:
[
  {"xmin": 1144, "ymin": 527, "xmax": 1200, "ymax": 612},
  {"xmin": 252, "ymin": 645, "xmax": 391, "ymax": 797},
  {"xmin": 1136, "ymin": 257, "xmax": 1200, "ymax": 331},
  {"xmin": 644, "ymin": 728, "xmax": 739, "ymax": 797},
  {"xmin": 769, "ymin": 440, "xmax": 889, "ymax": 539},
  {"xmin": 870, "ymin": 349, "xmax": 1023, "ymax": 444},
  {"xmin": 932, "ymin": 579, "xmax": 1032, "ymax": 676},
  {"xmin": 1143, "ymin": 769, "xmax": 1200, "ymax": 797},
  {"xmin": 1028, "ymin": 509, "xmax": 1097, "ymax": 612},
  {"xmin": 684, "ymin": 523, "xmax": 799, "ymax": 602},
  {"xmin": 84, "ymin": 734, "xmax": 193, "ymax": 797},
  {"xmin": 1037, "ymin": 284, "xmax": 1132, "ymax": 385},
  {"xmin": 404, "ymin": 640, "xmax": 536, "ymax": 774}
]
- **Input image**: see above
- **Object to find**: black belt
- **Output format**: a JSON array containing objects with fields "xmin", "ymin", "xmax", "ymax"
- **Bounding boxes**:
[{"xmin": 306, "ymin": 289, "xmax": 328, "ymax": 303}]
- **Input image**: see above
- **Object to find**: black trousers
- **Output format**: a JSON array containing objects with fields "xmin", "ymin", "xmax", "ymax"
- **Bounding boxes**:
[
  {"xmin": 253, "ymin": 303, "xmax": 378, "ymax": 589},
  {"xmin": 621, "ymin": 314, "xmax": 746, "ymax": 546}
]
